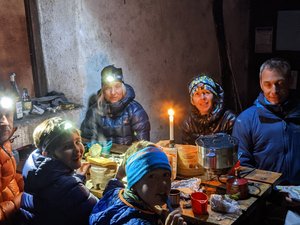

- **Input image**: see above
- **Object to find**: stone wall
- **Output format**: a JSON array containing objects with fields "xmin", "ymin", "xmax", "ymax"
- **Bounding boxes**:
[
  {"xmin": 12, "ymin": 108, "xmax": 81, "ymax": 149},
  {"xmin": 36, "ymin": 0, "xmax": 250, "ymax": 143}
]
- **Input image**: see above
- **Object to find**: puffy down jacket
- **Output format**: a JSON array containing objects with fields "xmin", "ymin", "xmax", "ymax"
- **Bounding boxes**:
[
  {"xmin": 0, "ymin": 141, "xmax": 23, "ymax": 224},
  {"xmin": 20, "ymin": 149, "xmax": 98, "ymax": 225},
  {"xmin": 81, "ymin": 84, "xmax": 150, "ymax": 145},
  {"xmin": 182, "ymin": 80, "xmax": 236, "ymax": 145}
]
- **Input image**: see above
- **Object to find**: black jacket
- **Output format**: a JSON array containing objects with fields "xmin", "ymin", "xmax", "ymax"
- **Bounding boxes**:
[{"xmin": 182, "ymin": 81, "xmax": 236, "ymax": 145}]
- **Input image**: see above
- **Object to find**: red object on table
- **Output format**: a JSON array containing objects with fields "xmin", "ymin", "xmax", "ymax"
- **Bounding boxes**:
[
  {"xmin": 191, "ymin": 192, "xmax": 208, "ymax": 215},
  {"xmin": 227, "ymin": 160, "xmax": 240, "ymax": 176}
]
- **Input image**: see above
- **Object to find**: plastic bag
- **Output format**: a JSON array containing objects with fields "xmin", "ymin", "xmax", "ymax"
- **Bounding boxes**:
[
  {"xmin": 210, "ymin": 194, "xmax": 242, "ymax": 215},
  {"xmin": 171, "ymin": 178, "xmax": 201, "ymax": 198}
]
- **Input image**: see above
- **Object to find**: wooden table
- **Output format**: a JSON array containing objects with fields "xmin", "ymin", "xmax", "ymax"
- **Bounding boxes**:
[{"xmin": 179, "ymin": 167, "xmax": 281, "ymax": 225}]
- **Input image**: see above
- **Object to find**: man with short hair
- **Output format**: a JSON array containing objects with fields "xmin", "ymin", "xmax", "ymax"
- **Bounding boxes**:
[
  {"xmin": 233, "ymin": 58, "xmax": 300, "ymax": 184},
  {"xmin": 233, "ymin": 58, "xmax": 300, "ymax": 224},
  {"xmin": 0, "ymin": 90, "xmax": 23, "ymax": 224}
]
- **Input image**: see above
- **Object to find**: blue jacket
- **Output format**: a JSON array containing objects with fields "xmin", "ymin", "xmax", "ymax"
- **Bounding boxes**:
[
  {"xmin": 232, "ymin": 92, "xmax": 300, "ymax": 185},
  {"xmin": 80, "ymin": 84, "xmax": 150, "ymax": 145},
  {"xmin": 90, "ymin": 179, "xmax": 163, "ymax": 225},
  {"xmin": 20, "ymin": 149, "xmax": 98, "ymax": 225}
]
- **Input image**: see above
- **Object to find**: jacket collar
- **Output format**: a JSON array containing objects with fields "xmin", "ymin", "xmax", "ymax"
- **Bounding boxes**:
[{"xmin": 255, "ymin": 92, "xmax": 300, "ymax": 122}]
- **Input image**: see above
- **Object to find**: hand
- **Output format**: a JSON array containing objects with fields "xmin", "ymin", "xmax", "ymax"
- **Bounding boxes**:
[
  {"xmin": 165, "ymin": 209, "xmax": 187, "ymax": 225},
  {"xmin": 76, "ymin": 162, "xmax": 91, "ymax": 176},
  {"xmin": 115, "ymin": 161, "xmax": 126, "ymax": 180},
  {"xmin": 285, "ymin": 196, "xmax": 300, "ymax": 207}
]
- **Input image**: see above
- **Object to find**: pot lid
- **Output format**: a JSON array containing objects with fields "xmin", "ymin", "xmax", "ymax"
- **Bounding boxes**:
[
  {"xmin": 227, "ymin": 177, "xmax": 248, "ymax": 185},
  {"xmin": 195, "ymin": 133, "xmax": 238, "ymax": 149}
]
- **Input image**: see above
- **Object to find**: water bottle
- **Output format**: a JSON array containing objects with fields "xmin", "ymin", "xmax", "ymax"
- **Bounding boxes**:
[
  {"xmin": 9, "ymin": 73, "xmax": 23, "ymax": 120},
  {"xmin": 22, "ymin": 88, "xmax": 32, "ymax": 113}
]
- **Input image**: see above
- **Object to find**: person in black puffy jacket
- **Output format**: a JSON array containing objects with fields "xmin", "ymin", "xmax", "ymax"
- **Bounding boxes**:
[
  {"xmin": 80, "ymin": 65, "xmax": 150, "ymax": 145},
  {"xmin": 20, "ymin": 117, "xmax": 98, "ymax": 225},
  {"xmin": 182, "ymin": 74, "xmax": 236, "ymax": 145}
]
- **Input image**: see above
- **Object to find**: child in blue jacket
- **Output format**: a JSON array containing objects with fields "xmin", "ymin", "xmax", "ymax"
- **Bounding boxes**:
[
  {"xmin": 90, "ymin": 142, "xmax": 186, "ymax": 225},
  {"xmin": 21, "ymin": 117, "xmax": 98, "ymax": 225}
]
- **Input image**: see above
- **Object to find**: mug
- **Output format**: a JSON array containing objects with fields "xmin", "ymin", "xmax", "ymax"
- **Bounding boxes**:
[
  {"xmin": 191, "ymin": 192, "xmax": 208, "ymax": 215},
  {"xmin": 169, "ymin": 189, "xmax": 181, "ymax": 207}
]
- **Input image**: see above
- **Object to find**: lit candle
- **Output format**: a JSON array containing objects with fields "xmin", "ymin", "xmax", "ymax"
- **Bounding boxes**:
[{"xmin": 168, "ymin": 108, "xmax": 174, "ymax": 141}]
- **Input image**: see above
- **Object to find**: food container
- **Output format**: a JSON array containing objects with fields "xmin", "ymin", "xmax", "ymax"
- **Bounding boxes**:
[
  {"xmin": 90, "ymin": 165, "xmax": 116, "ymax": 190},
  {"xmin": 176, "ymin": 144, "xmax": 204, "ymax": 177},
  {"xmin": 196, "ymin": 133, "xmax": 238, "ymax": 170},
  {"xmin": 162, "ymin": 147, "xmax": 177, "ymax": 181},
  {"xmin": 86, "ymin": 140, "xmax": 113, "ymax": 157}
]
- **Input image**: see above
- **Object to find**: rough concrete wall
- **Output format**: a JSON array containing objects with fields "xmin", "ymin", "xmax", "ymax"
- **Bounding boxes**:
[
  {"xmin": 12, "ymin": 108, "xmax": 81, "ymax": 149},
  {"xmin": 37, "ymin": 0, "xmax": 249, "ymax": 143},
  {"xmin": 37, "ymin": 0, "xmax": 82, "ymax": 104}
]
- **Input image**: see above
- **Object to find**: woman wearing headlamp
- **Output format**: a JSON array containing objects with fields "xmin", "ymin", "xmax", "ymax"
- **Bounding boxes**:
[
  {"xmin": 0, "ymin": 91, "xmax": 24, "ymax": 224},
  {"xmin": 81, "ymin": 65, "xmax": 150, "ymax": 145},
  {"xmin": 182, "ymin": 74, "xmax": 236, "ymax": 144}
]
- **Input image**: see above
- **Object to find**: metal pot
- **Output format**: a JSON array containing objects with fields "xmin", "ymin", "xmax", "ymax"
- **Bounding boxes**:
[{"xmin": 195, "ymin": 133, "xmax": 238, "ymax": 170}]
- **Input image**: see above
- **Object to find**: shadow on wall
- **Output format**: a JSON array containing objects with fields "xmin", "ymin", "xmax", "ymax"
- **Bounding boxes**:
[{"xmin": 80, "ymin": 53, "xmax": 109, "ymax": 122}]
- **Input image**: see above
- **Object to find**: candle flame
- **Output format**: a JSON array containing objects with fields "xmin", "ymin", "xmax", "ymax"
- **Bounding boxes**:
[{"xmin": 168, "ymin": 108, "xmax": 174, "ymax": 116}]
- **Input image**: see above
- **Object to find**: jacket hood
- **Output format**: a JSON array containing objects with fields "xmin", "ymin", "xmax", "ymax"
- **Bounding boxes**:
[
  {"xmin": 23, "ymin": 149, "xmax": 73, "ymax": 192},
  {"xmin": 190, "ymin": 81, "xmax": 225, "ymax": 126},
  {"xmin": 255, "ymin": 92, "xmax": 300, "ymax": 120}
]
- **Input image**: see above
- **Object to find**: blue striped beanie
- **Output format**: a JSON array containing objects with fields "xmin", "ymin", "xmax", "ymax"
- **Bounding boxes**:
[
  {"xmin": 188, "ymin": 74, "xmax": 218, "ymax": 97},
  {"xmin": 125, "ymin": 147, "xmax": 171, "ymax": 190}
]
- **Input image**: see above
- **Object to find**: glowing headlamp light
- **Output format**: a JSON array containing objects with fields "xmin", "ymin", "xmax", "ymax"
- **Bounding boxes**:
[
  {"xmin": 102, "ymin": 73, "xmax": 123, "ymax": 85},
  {"xmin": 101, "ymin": 65, "xmax": 123, "ymax": 86},
  {"xmin": 63, "ymin": 121, "xmax": 73, "ymax": 130},
  {"xmin": 41, "ymin": 120, "xmax": 74, "ymax": 152},
  {"xmin": 106, "ymin": 74, "xmax": 116, "ymax": 83},
  {"xmin": 0, "ymin": 96, "xmax": 14, "ymax": 110}
]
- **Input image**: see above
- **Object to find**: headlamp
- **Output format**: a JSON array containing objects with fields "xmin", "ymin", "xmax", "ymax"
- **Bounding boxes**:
[
  {"xmin": 63, "ymin": 121, "xmax": 73, "ymax": 130},
  {"xmin": 0, "ymin": 96, "xmax": 14, "ymax": 110},
  {"xmin": 41, "ymin": 120, "xmax": 75, "ymax": 152},
  {"xmin": 103, "ymin": 73, "xmax": 123, "ymax": 84},
  {"xmin": 106, "ymin": 74, "xmax": 116, "ymax": 83},
  {"xmin": 101, "ymin": 65, "xmax": 123, "ymax": 86}
]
